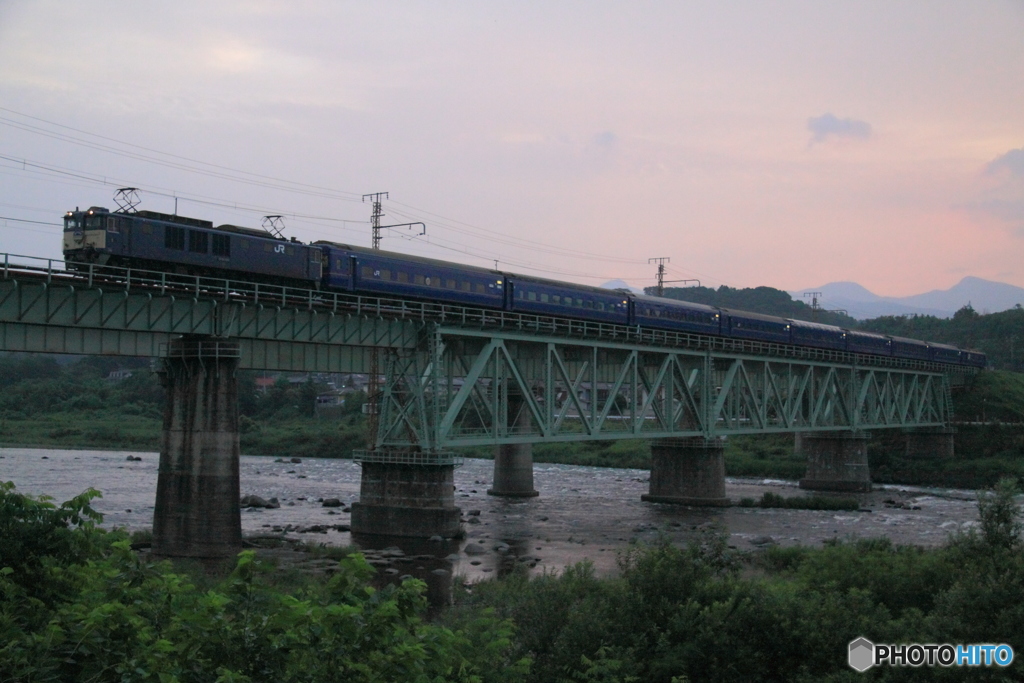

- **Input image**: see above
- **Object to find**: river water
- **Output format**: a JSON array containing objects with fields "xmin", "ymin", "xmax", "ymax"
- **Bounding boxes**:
[{"xmin": 0, "ymin": 447, "xmax": 982, "ymax": 586}]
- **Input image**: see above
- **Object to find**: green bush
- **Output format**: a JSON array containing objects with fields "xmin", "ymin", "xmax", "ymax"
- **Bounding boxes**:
[{"xmin": 0, "ymin": 482, "xmax": 529, "ymax": 682}]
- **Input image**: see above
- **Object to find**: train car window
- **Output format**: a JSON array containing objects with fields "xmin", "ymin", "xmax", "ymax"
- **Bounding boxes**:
[
  {"xmin": 552, "ymin": 295, "xmax": 561, "ymax": 304},
  {"xmin": 528, "ymin": 291, "xmax": 537, "ymax": 301},
  {"xmin": 414, "ymin": 274, "xmax": 425, "ymax": 285},
  {"xmin": 212, "ymin": 234, "xmax": 230, "ymax": 257},
  {"xmin": 165, "ymin": 226, "xmax": 185, "ymax": 250},
  {"xmin": 380, "ymin": 269, "xmax": 391, "ymax": 280},
  {"xmin": 188, "ymin": 231, "xmax": 208, "ymax": 253},
  {"xmin": 286, "ymin": 246, "xmax": 295, "ymax": 256},
  {"xmin": 446, "ymin": 278, "xmax": 456, "ymax": 289},
  {"xmin": 310, "ymin": 250, "xmax": 321, "ymax": 263},
  {"xmin": 577, "ymin": 298, "xmax": 583, "ymax": 307},
  {"xmin": 477, "ymin": 283, "xmax": 487, "ymax": 294},
  {"xmin": 107, "ymin": 217, "xmax": 119, "ymax": 233},
  {"xmin": 142, "ymin": 223, "xmax": 153, "ymax": 235},
  {"xmin": 584, "ymin": 300, "xmax": 593, "ymax": 309},
  {"xmin": 461, "ymin": 281, "xmax": 471, "ymax": 291},
  {"xmin": 540, "ymin": 293, "xmax": 549, "ymax": 303},
  {"xmin": 361, "ymin": 266, "xmax": 373, "ymax": 278},
  {"xmin": 396, "ymin": 272, "xmax": 408, "ymax": 283},
  {"xmin": 597, "ymin": 302, "xmax": 605, "ymax": 311}
]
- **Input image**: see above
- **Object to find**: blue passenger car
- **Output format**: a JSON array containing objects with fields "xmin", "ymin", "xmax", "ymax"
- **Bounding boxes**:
[
  {"xmin": 962, "ymin": 349, "xmax": 987, "ymax": 368},
  {"xmin": 318, "ymin": 242, "xmax": 505, "ymax": 308},
  {"xmin": 721, "ymin": 309, "xmax": 791, "ymax": 344},
  {"xmin": 508, "ymin": 275, "xmax": 630, "ymax": 324},
  {"xmin": 929, "ymin": 342, "xmax": 962, "ymax": 365},
  {"xmin": 630, "ymin": 294, "xmax": 721, "ymax": 335},
  {"xmin": 889, "ymin": 336, "xmax": 930, "ymax": 361},
  {"xmin": 787, "ymin": 319, "xmax": 846, "ymax": 351},
  {"xmin": 63, "ymin": 207, "xmax": 322, "ymax": 284},
  {"xmin": 845, "ymin": 329, "xmax": 892, "ymax": 357}
]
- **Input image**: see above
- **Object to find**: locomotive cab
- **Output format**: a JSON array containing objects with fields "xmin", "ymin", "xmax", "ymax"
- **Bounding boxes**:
[{"xmin": 63, "ymin": 206, "xmax": 113, "ymax": 266}]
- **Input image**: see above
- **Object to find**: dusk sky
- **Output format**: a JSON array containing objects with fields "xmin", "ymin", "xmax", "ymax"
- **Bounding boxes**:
[{"xmin": 1, "ymin": 2, "xmax": 1022, "ymax": 297}]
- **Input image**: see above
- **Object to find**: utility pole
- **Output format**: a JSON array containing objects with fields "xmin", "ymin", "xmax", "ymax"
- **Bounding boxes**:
[
  {"xmin": 803, "ymin": 292, "xmax": 823, "ymax": 321},
  {"xmin": 362, "ymin": 192, "xmax": 388, "ymax": 448},
  {"xmin": 362, "ymin": 192, "xmax": 389, "ymax": 250},
  {"xmin": 648, "ymin": 257, "xmax": 700, "ymax": 297},
  {"xmin": 649, "ymin": 257, "xmax": 669, "ymax": 297}
]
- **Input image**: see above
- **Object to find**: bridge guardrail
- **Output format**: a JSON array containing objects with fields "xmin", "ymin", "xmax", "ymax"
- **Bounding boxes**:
[{"xmin": 1, "ymin": 251, "xmax": 975, "ymax": 375}]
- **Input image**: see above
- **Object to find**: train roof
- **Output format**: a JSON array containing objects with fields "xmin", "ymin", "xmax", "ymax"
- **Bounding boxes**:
[
  {"xmin": 845, "ymin": 328, "xmax": 889, "ymax": 340},
  {"xmin": 720, "ymin": 308, "xmax": 790, "ymax": 324},
  {"xmin": 213, "ymin": 223, "xmax": 280, "ymax": 239},
  {"xmin": 631, "ymin": 293, "xmax": 720, "ymax": 313},
  {"xmin": 786, "ymin": 318, "xmax": 843, "ymax": 332},
  {"xmin": 505, "ymin": 272, "xmax": 631, "ymax": 299},
  {"xmin": 889, "ymin": 335, "xmax": 929, "ymax": 347},
  {"xmin": 314, "ymin": 241, "xmax": 501, "ymax": 278},
  {"xmin": 133, "ymin": 210, "xmax": 214, "ymax": 230}
]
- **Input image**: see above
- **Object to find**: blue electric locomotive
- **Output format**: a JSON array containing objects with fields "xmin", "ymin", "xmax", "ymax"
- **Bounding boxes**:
[{"xmin": 63, "ymin": 206, "xmax": 322, "ymax": 284}]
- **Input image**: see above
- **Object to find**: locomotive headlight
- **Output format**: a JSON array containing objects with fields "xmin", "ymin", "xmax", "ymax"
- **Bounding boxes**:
[{"xmin": 497, "ymin": 280, "xmax": 502, "ymax": 285}]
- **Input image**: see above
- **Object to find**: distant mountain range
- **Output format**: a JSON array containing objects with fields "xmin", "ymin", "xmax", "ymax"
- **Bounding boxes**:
[
  {"xmin": 600, "ymin": 276, "xmax": 1024, "ymax": 321},
  {"xmin": 790, "ymin": 277, "xmax": 1024, "ymax": 320}
]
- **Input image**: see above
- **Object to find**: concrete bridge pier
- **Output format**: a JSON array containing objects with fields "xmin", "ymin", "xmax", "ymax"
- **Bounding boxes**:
[
  {"xmin": 152, "ymin": 337, "xmax": 242, "ymax": 559},
  {"xmin": 488, "ymin": 395, "xmax": 539, "ymax": 497},
  {"xmin": 641, "ymin": 437, "xmax": 731, "ymax": 506},
  {"xmin": 351, "ymin": 458, "xmax": 463, "ymax": 538},
  {"xmin": 797, "ymin": 431, "xmax": 872, "ymax": 492},
  {"xmin": 904, "ymin": 427, "xmax": 955, "ymax": 459}
]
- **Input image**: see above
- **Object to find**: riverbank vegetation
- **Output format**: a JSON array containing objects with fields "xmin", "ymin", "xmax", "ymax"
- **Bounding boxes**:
[
  {"xmin": 2, "ymin": 353, "xmax": 1024, "ymax": 489},
  {"xmin": 3, "ymin": 480, "xmax": 1023, "ymax": 681}
]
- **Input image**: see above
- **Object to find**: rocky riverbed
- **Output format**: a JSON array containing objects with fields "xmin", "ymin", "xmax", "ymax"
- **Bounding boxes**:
[{"xmin": 1, "ymin": 447, "xmax": 982, "ymax": 585}]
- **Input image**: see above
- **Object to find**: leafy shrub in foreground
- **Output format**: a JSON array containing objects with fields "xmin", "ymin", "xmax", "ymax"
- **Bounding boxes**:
[{"xmin": 0, "ymin": 482, "xmax": 528, "ymax": 683}]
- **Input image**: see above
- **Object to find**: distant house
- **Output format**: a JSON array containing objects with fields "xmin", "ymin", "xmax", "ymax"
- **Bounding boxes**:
[
  {"xmin": 106, "ymin": 369, "xmax": 133, "ymax": 381},
  {"xmin": 254, "ymin": 377, "xmax": 277, "ymax": 393}
]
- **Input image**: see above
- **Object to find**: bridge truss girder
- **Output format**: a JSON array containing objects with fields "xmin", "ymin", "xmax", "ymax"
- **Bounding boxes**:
[
  {"xmin": 0, "ymin": 277, "xmax": 418, "ymax": 372},
  {"xmin": 374, "ymin": 326, "xmax": 951, "ymax": 450}
]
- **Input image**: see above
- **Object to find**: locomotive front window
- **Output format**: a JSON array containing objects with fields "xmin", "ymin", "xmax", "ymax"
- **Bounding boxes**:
[
  {"xmin": 64, "ymin": 216, "xmax": 81, "ymax": 230},
  {"xmin": 85, "ymin": 214, "xmax": 103, "ymax": 229}
]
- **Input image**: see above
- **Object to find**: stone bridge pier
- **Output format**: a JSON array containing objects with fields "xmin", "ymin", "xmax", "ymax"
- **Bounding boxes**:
[
  {"xmin": 350, "ymin": 456, "xmax": 463, "ymax": 538},
  {"xmin": 152, "ymin": 337, "xmax": 242, "ymax": 559},
  {"xmin": 488, "ymin": 393, "xmax": 539, "ymax": 498},
  {"xmin": 642, "ymin": 437, "xmax": 731, "ymax": 506},
  {"xmin": 797, "ymin": 431, "xmax": 872, "ymax": 493}
]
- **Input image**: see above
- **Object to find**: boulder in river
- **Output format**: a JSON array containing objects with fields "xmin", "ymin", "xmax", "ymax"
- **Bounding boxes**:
[{"xmin": 240, "ymin": 495, "xmax": 280, "ymax": 509}]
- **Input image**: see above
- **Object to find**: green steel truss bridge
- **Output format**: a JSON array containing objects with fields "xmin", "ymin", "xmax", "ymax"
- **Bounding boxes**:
[{"xmin": 1, "ymin": 253, "xmax": 972, "ymax": 462}]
